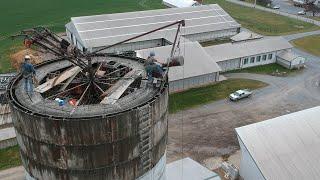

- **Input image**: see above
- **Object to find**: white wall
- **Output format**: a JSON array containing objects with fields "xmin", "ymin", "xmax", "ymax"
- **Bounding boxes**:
[
  {"xmin": 238, "ymin": 136, "xmax": 266, "ymax": 180},
  {"xmin": 169, "ymin": 73, "xmax": 218, "ymax": 93},
  {"xmin": 276, "ymin": 57, "xmax": 291, "ymax": 69},
  {"xmin": 217, "ymin": 58, "xmax": 241, "ymax": 72},
  {"xmin": 241, "ymin": 52, "xmax": 276, "ymax": 69}
]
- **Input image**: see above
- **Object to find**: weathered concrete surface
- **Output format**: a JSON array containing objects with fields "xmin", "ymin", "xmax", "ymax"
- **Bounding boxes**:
[
  {"xmin": 8, "ymin": 56, "xmax": 169, "ymax": 180},
  {"xmin": 0, "ymin": 104, "xmax": 12, "ymax": 127}
]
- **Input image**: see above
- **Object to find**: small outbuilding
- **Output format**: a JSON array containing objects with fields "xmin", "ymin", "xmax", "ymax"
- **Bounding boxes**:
[
  {"xmin": 136, "ymin": 42, "xmax": 221, "ymax": 93},
  {"xmin": 163, "ymin": 0, "xmax": 201, "ymax": 8},
  {"xmin": 204, "ymin": 37, "xmax": 294, "ymax": 72},
  {"xmin": 276, "ymin": 50, "xmax": 306, "ymax": 69},
  {"xmin": 236, "ymin": 106, "xmax": 320, "ymax": 180}
]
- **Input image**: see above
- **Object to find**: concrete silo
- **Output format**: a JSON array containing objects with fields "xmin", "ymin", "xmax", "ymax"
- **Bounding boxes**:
[{"xmin": 7, "ymin": 55, "xmax": 168, "ymax": 180}]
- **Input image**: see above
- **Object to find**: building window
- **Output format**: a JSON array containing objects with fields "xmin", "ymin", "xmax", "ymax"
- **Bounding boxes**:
[
  {"xmin": 268, "ymin": 53, "xmax": 273, "ymax": 60},
  {"xmin": 262, "ymin": 55, "xmax": 267, "ymax": 61},
  {"xmin": 257, "ymin": 56, "xmax": 261, "ymax": 62},
  {"xmin": 250, "ymin": 57, "xmax": 255, "ymax": 63},
  {"xmin": 244, "ymin": 58, "xmax": 249, "ymax": 65}
]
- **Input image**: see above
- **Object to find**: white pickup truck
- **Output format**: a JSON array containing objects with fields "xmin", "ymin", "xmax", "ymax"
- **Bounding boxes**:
[{"xmin": 229, "ymin": 89, "xmax": 252, "ymax": 101}]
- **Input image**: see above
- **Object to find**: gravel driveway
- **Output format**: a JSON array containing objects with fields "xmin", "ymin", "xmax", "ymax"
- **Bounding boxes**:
[{"xmin": 167, "ymin": 48, "xmax": 320, "ymax": 166}]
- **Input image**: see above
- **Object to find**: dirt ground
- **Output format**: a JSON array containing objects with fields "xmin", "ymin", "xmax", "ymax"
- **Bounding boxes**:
[{"xmin": 167, "ymin": 48, "xmax": 320, "ymax": 171}]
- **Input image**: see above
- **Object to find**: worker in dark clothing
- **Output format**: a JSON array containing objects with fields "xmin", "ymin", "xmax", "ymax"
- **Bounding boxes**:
[
  {"xmin": 21, "ymin": 55, "xmax": 36, "ymax": 96},
  {"xmin": 145, "ymin": 52, "xmax": 164, "ymax": 81}
]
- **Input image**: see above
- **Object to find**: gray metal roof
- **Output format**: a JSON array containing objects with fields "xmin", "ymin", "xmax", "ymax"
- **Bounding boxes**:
[
  {"xmin": 67, "ymin": 4, "xmax": 240, "ymax": 48},
  {"xmin": 166, "ymin": 157, "xmax": 221, "ymax": 180},
  {"xmin": 204, "ymin": 37, "xmax": 293, "ymax": 62},
  {"xmin": 136, "ymin": 42, "xmax": 221, "ymax": 81},
  {"xmin": 236, "ymin": 106, "xmax": 320, "ymax": 180}
]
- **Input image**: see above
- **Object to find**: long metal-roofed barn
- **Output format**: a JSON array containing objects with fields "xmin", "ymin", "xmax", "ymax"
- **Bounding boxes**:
[
  {"xmin": 7, "ymin": 55, "xmax": 169, "ymax": 179},
  {"xmin": 65, "ymin": 4, "xmax": 240, "ymax": 53}
]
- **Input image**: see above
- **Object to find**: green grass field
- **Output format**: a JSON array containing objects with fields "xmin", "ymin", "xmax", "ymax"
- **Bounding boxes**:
[
  {"xmin": 0, "ymin": 0, "xmax": 165, "ymax": 73},
  {"xmin": 0, "ymin": 146, "xmax": 21, "ymax": 170},
  {"xmin": 227, "ymin": 63, "xmax": 301, "ymax": 75},
  {"xmin": 292, "ymin": 35, "xmax": 320, "ymax": 57},
  {"xmin": 1, "ymin": 0, "xmax": 319, "ymax": 73},
  {"xmin": 169, "ymin": 79, "xmax": 267, "ymax": 113},
  {"xmin": 205, "ymin": 0, "xmax": 319, "ymax": 36}
]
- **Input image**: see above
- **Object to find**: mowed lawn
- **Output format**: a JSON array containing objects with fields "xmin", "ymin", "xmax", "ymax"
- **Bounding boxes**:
[
  {"xmin": 169, "ymin": 79, "xmax": 268, "ymax": 113},
  {"xmin": 0, "ymin": 0, "xmax": 165, "ymax": 73},
  {"xmin": 227, "ymin": 63, "xmax": 301, "ymax": 76},
  {"xmin": 292, "ymin": 35, "xmax": 320, "ymax": 56},
  {"xmin": 205, "ymin": 0, "xmax": 319, "ymax": 35},
  {"xmin": 0, "ymin": 146, "xmax": 21, "ymax": 170}
]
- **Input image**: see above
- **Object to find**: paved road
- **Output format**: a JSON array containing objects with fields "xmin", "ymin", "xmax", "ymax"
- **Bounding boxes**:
[
  {"xmin": 272, "ymin": 0, "xmax": 305, "ymax": 15},
  {"xmin": 0, "ymin": 166, "xmax": 25, "ymax": 180},
  {"xmin": 283, "ymin": 30, "xmax": 320, "ymax": 41},
  {"xmin": 167, "ymin": 47, "xmax": 320, "ymax": 165}
]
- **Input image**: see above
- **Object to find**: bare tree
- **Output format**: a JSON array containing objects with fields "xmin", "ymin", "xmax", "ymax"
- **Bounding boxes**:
[{"xmin": 303, "ymin": 0, "xmax": 320, "ymax": 16}]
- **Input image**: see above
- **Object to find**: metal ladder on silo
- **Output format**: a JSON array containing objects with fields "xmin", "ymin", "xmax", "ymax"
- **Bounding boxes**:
[{"xmin": 139, "ymin": 104, "xmax": 152, "ymax": 172}]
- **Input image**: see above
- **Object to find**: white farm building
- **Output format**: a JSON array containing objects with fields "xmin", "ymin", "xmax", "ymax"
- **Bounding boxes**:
[
  {"xmin": 236, "ymin": 106, "xmax": 320, "ymax": 180},
  {"xmin": 163, "ymin": 0, "xmax": 201, "ymax": 8},
  {"xmin": 65, "ymin": 4, "xmax": 240, "ymax": 53},
  {"xmin": 204, "ymin": 37, "xmax": 301, "ymax": 72},
  {"xmin": 64, "ymin": 4, "xmax": 305, "ymax": 93}
]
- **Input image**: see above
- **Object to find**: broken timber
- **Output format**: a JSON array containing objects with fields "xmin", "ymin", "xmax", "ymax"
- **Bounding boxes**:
[
  {"xmin": 100, "ymin": 70, "xmax": 142, "ymax": 105},
  {"xmin": 35, "ymin": 66, "xmax": 82, "ymax": 93}
]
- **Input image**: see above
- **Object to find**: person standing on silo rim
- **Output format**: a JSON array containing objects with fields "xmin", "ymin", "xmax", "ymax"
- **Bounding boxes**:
[
  {"xmin": 21, "ymin": 55, "xmax": 36, "ymax": 96},
  {"xmin": 145, "ymin": 51, "xmax": 164, "ymax": 81}
]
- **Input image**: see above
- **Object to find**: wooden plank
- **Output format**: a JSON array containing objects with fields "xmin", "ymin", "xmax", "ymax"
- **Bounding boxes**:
[
  {"xmin": 100, "ymin": 70, "xmax": 142, "ymax": 105},
  {"xmin": 59, "ymin": 68, "xmax": 82, "ymax": 91},
  {"xmin": 35, "ymin": 66, "xmax": 81, "ymax": 93}
]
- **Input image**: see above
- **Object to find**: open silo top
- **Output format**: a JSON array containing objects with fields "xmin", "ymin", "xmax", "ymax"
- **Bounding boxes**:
[{"xmin": 9, "ymin": 55, "xmax": 161, "ymax": 118}]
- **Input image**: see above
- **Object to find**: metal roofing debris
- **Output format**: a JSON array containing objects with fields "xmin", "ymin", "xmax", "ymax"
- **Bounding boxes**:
[
  {"xmin": 204, "ymin": 37, "xmax": 293, "ymax": 62},
  {"xmin": 67, "ymin": 4, "xmax": 240, "ymax": 48},
  {"xmin": 230, "ymin": 31, "xmax": 263, "ymax": 42},
  {"xmin": 136, "ymin": 42, "xmax": 221, "ymax": 82},
  {"xmin": 236, "ymin": 106, "xmax": 320, "ymax": 180},
  {"xmin": 166, "ymin": 157, "xmax": 221, "ymax": 180}
]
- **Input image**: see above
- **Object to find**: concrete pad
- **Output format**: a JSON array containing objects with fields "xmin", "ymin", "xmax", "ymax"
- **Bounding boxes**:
[{"xmin": 0, "ymin": 166, "xmax": 25, "ymax": 180}]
